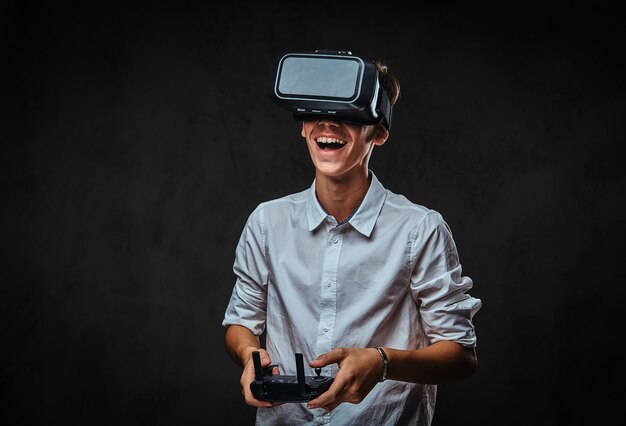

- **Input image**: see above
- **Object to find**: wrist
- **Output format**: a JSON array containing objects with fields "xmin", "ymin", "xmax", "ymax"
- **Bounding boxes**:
[
  {"xmin": 374, "ymin": 347, "xmax": 389, "ymax": 382},
  {"xmin": 240, "ymin": 346, "xmax": 261, "ymax": 366}
]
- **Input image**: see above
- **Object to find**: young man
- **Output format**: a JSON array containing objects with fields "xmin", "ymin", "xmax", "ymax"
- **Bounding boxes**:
[{"xmin": 222, "ymin": 51, "xmax": 481, "ymax": 425}]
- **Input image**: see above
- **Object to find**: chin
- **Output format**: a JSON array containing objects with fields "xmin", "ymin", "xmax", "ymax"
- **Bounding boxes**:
[{"xmin": 315, "ymin": 164, "xmax": 345, "ymax": 177}]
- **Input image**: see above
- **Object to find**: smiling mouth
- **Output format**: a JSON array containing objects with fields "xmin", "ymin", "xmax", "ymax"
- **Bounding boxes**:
[{"xmin": 316, "ymin": 136, "xmax": 347, "ymax": 150}]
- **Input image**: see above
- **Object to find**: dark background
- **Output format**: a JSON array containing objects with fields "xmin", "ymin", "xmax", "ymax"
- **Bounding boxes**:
[{"xmin": 3, "ymin": 2, "xmax": 624, "ymax": 425}]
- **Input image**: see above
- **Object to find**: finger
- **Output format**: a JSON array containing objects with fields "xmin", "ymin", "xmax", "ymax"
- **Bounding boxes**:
[
  {"xmin": 309, "ymin": 348, "xmax": 345, "ymax": 368},
  {"xmin": 321, "ymin": 401, "xmax": 341, "ymax": 412},
  {"xmin": 246, "ymin": 391, "xmax": 285, "ymax": 408},
  {"xmin": 244, "ymin": 392, "xmax": 279, "ymax": 408},
  {"xmin": 306, "ymin": 372, "xmax": 347, "ymax": 409},
  {"xmin": 243, "ymin": 381, "xmax": 282, "ymax": 408},
  {"xmin": 307, "ymin": 389, "xmax": 342, "ymax": 411}
]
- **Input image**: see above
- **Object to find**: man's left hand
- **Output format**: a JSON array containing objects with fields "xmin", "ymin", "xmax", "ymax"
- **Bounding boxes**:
[{"xmin": 306, "ymin": 347, "xmax": 383, "ymax": 412}]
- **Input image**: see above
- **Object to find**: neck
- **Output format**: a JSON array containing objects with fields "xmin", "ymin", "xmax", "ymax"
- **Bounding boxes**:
[{"xmin": 315, "ymin": 169, "xmax": 371, "ymax": 223}]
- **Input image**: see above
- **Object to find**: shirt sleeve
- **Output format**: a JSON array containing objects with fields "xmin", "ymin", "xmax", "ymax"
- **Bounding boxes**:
[
  {"xmin": 221, "ymin": 206, "xmax": 269, "ymax": 336},
  {"xmin": 409, "ymin": 211, "xmax": 482, "ymax": 347}
]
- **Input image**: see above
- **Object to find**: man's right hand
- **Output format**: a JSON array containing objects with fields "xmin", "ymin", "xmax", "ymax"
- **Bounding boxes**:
[{"xmin": 240, "ymin": 348, "xmax": 283, "ymax": 408}]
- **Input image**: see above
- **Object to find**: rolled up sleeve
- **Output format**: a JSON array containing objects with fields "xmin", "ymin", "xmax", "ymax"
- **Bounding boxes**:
[
  {"xmin": 409, "ymin": 211, "xmax": 482, "ymax": 347},
  {"xmin": 222, "ymin": 207, "xmax": 269, "ymax": 336}
]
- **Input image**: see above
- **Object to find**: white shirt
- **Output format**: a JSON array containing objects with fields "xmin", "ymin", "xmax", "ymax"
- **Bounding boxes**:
[{"xmin": 223, "ymin": 171, "xmax": 482, "ymax": 426}]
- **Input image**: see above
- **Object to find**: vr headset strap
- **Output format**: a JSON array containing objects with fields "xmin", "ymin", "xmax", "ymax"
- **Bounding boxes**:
[{"xmin": 378, "ymin": 91, "xmax": 393, "ymax": 131}]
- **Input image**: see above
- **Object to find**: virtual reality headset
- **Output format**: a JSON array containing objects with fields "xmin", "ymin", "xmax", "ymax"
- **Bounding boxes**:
[{"xmin": 270, "ymin": 50, "xmax": 393, "ymax": 130}]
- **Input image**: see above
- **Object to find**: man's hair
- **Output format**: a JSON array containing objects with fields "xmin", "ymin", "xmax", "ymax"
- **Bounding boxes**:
[{"xmin": 373, "ymin": 58, "xmax": 401, "ymax": 107}]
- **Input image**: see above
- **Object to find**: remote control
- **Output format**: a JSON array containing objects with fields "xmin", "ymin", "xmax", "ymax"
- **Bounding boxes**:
[{"xmin": 250, "ymin": 351, "xmax": 334, "ymax": 402}]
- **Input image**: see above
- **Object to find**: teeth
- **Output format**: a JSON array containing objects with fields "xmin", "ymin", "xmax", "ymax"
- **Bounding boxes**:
[{"xmin": 316, "ymin": 136, "xmax": 346, "ymax": 144}]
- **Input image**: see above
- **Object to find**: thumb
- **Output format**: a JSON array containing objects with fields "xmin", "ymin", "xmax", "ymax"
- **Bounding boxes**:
[
  {"xmin": 309, "ymin": 348, "xmax": 344, "ymax": 368},
  {"xmin": 258, "ymin": 350, "xmax": 273, "ymax": 367}
]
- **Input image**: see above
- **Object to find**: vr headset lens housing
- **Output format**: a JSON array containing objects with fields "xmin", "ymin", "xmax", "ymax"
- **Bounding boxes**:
[
  {"xmin": 271, "ymin": 52, "xmax": 393, "ymax": 130},
  {"xmin": 278, "ymin": 57, "xmax": 361, "ymax": 99}
]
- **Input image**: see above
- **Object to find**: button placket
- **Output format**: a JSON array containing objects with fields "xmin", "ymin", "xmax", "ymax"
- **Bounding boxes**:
[{"xmin": 315, "ymin": 226, "xmax": 342, "ymax": 375}]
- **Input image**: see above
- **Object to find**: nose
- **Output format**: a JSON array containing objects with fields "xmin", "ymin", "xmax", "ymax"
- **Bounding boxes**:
[{"xmin": 316, "ymin": 117, "xmax": 341, "ymax": 127}]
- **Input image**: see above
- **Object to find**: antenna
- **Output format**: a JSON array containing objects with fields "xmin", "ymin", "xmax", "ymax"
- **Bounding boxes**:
[
  {"xmin": 295, "ymin": 353, "xmax": 306, "ymax": 397},
  {"xmin": 252, "ymin": 351, "xmax": 264, "ymax": 381}
]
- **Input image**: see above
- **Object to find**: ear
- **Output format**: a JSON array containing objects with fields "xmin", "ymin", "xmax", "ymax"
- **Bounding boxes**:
[
  {"xmin": 301, "ymin": 123, "xmax": 306, "ymax": 139},
  {"xmin": 372, "ymin": 125, "xmax": 389, "ymax": 147}
]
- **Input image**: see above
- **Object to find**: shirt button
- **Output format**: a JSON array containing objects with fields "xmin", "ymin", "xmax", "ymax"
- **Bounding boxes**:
[
  {"xmin": 332, "ymin": 238, "xmax": 339, "ymax": 244},
  {"xmin": 323, "ymin": 327, "xmax": 329, "ymax": 333},
  {"xmin": 326, "ymin": 281, "xmax": 332, "ymax": 288}
]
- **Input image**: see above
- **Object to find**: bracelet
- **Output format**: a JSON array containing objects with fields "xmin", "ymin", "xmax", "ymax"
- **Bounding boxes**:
[{"xmin": 374, "ymin": 347, "xmax": 389, "ymax": 382}]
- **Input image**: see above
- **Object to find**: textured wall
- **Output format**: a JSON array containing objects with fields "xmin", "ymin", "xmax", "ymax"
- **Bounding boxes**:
[{"xmin": 3, "ymin": 3, "xmax": 624, "ymax": 425}]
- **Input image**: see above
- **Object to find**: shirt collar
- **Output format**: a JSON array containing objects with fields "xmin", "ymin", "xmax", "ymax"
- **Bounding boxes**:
[{"xmin": 306, "ymin": 171, "xmax": 387, "ymax": 237}]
